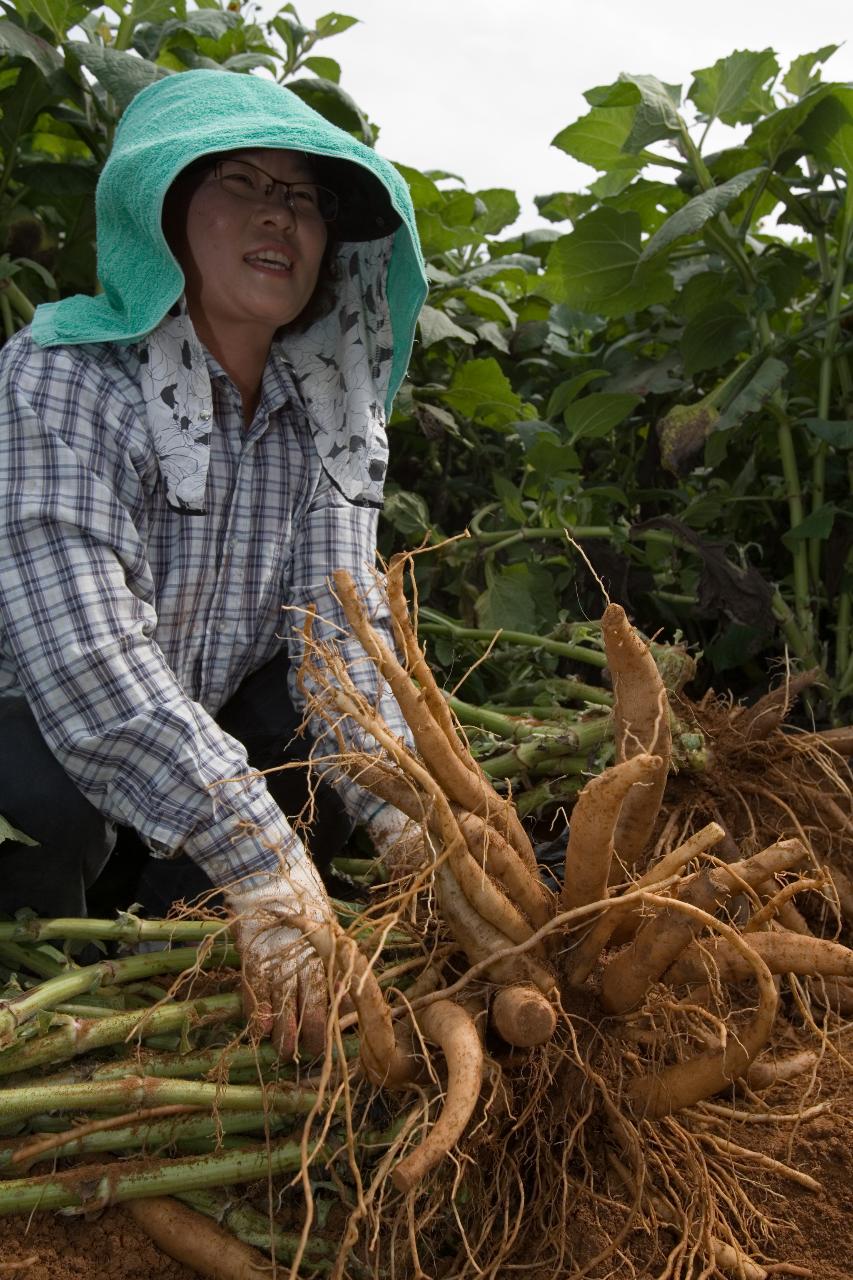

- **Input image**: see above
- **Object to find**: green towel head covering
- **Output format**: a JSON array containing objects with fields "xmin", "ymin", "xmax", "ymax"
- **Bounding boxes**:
[{"xmin": 31, "ymin": 68, "xmax": 427, "ymax": 408}]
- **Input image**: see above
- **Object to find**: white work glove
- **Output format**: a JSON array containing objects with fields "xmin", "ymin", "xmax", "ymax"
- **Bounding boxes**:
[
  {"xmin": 227, "ymin": 856, "xmax": 333, "ymax": 1061},
  {"xmin": 364, "ymin": 807, "xmax": 428, "ymax": 876}
]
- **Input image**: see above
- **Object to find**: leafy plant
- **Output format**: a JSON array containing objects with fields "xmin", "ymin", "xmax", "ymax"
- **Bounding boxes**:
[{"xmin": 387, "ymin": 50, "xmax": 853, "ymax": 715}]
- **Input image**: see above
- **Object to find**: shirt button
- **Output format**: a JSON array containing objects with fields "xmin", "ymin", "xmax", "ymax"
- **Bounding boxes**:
[{"xmin": 199, "ymin": 410, "xmax": 212, "ymax": 422}]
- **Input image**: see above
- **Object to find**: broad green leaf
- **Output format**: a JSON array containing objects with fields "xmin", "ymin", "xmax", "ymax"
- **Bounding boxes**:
[
  {"xmin": 676, "ymin": 268, "xmax": 738, "ymax": 319},
  {"xmin": 783, "ymin": 46, "xmax": 839, "ymax": 98},
  {"xmin": 640, "ymin": 168, "xmax": 764, "ymax": 260},
  {"xmin": 286, "ymin": 77, "xmax": 373, "ymax": 145},
  {"xmin": 622, "ymin": 75, "xmax": 683, "ymax": 151},
  {"xmin": 534, "ymin": 191, "xmax": 595, "ymax": 223},
  {"xmin": 302, "ymin": 55, "xmax": 341, "ymax": 83},
  {"xmin": 546, "ymin": 369, "xmax": 608, "ymax": 419},
  {"xmin": 476, "ymin": 571, "xmax": 536, "ymax": 633},
  {"xmin": 583, "ymin": 73, "xmax": 682, "ymax": 151},
  {"xmin": 688, "ymin": 49, "xmax": 779, "ymax": 126},
  {"xmin": 747, "ymin": 83, "xmax": 837, "ymax": 165},
  {"xmin": 472, "ymin": 188, "xmax": 520, "ymax": 236},
  {"xmin": 782, "ymin": 503, "xmax": 836, "ymax": 547},
  {"xmin": 394, "ymin": 162, "xmax": 442, "ymax": 211},
  {"xmin": 382, "ymin": 489, "xmax": 432, "ymax": 540},
  {"xmin": 20, "ymin": 0, "xmax": 90, "ymax": 42},
  {"xmin": 315, "ymin": 12, "xmax": 359, "ymax": 38},
  {"xmin": 797, "ymin": 89, "xmax": 853, "ymax": 214},
  {"xmin": 17, "ymin": 159, "xmax": 98, "ymax": 194},
  {"xmin": 801, "ymin": 418, "xmax": 853, "ymax": 449},
  {"xmin": 681, "ymin": 302, "xmax": 751, "ymax": 375},
  {"xmin": 563, "ymin": 392, "xmax": 641, "ymax": 442},
  {"xmin": 542, "ymin": 208, "xmax": 675, "ymax": 317},
  {"xmin": 415, "ymin": 209, "xmax": 482, "ymax": 256},
  {"xmin": 589, "ymin": 168, "xmax": 642, "ymax": 199},
  {"xmin": 448, "ymin": 286, "xmax": 515, "ymax": 327},
  {"xmin": 439, "ymin": 358, "xmax": 530, "ymax": 430},
  {"xmin": 417, "ymin": 304, "xmax": 476, "ymax": 347},
  {"xmin": 605, "ymin": 179, "xmax": 682, "ymax": 234},
  {"xmin": 0, "ymin": 19, "xmax": 61, "ymax": 78},
  {"xmin": 492, "ymin": 472, "xmax": 526, "ymax": 524},
  {"xmin": 223, "ymin": 53, "xmax": 277, "ymax": 72},
  {"xmin": 441, "ymin": 190, "xmax": 477, "ymax": 227},
  {"xmin": 0, "ymin": 62, "xmax": 55, "ymax": 159},
  {"xmin": 715, "ymin": 356, "xmax": 787, "ymax": 432},
  {"xmin": 159, "ymin": 10, "xmax": 236, "ymax": 42},
  {"xmin": 525, "ymin": 437, "xmax": 580, "ymax": 476},
  {"xmin": 0, "ymin": 815, "xmax": 38, "ymax": 846},
  {"xmin": 66, "ymin": 43, "xmax": 170, "ymax": 111},
  {"xmin": 551, "ymin": 104, "xmax": 645, "ymax": 175},
  {"xmin": 476, "ymin": 566, "xmax": 557, "ymax": 633},
  {"xmin": 452, "ymin": 256, "xmax": 537, "ymax": 297}
]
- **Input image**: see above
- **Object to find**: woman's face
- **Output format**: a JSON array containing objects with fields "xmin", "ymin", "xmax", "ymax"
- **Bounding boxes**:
[{"xmin": 174, "ymin": 148, "xmax": 329, "ymax": 351}]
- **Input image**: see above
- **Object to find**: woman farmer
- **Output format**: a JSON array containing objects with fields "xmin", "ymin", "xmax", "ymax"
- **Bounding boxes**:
[{"xmin": 0, "ymin": 70, "xmax": 428, "ymax": 1057}]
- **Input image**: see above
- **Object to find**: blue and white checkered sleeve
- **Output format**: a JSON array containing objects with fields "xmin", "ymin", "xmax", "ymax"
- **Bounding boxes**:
[
  {"xmin": 0, "ymin": 368, "xmax": 304, "ymax": 888},
  {"xmin": 286, "ymin": 474, "xmax": 415, "ymax": 827}
]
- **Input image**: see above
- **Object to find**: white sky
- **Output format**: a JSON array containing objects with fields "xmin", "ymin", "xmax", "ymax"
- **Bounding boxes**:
[{"xmin": 256, "ymin": 0, "xmax": 852, "ymax": 227}]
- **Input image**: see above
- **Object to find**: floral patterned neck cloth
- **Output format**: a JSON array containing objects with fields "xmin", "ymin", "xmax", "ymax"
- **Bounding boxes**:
[{"xmin": 138, "ymin": 298, "xmax": 212, "ymax": 514}]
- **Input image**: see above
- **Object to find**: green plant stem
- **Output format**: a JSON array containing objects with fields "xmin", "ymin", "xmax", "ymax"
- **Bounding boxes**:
[
  {"xmin": 0, "ymin": 943, "xmax": 68, "ymax": 983},
  {"xmin": 0, "ymin": 1075, "xmax": 322, "ymax": 1125},
  {"xmin": 770, "ymin": 589, "xmax": 819, "ymax": 669},
  {"xmin": 481, "ymin": 718, "xmax": 610, "ymax": 779},
  {"xmin": 0, "ymin": 945, "xmax": 236, "ymax": 1042},
  {"xmin": 177, "ymin": 1188, "xmax": 336, "ymax": 1269},
  {"xmin": 0, "ymin": 1111, "xmax": 291, "ymax": 1171},
  {"xmin": 1, "ymin": 281, "xmax": 35, "ymax": 324},
  {"xmin": 0, "ymin": 917, "xmax": 228, "ymax": 946},
  {"xmin": 810, "ymin": 212, "xmax": 853, "ymax": 582},
  {"xmin": 773, "ymin": 408, "xmax": 814, "ymax": 648},
  {"xmin": 0, "ymin": 994, "xmax": 242, "ymax": 1078},
  {"xmin": 0, "ymin": 1139, "xmax": 308, "ymax": 1216},
  {"xmin": 516, "ymin": 777, "xmax": 584, "ymax": 818},
  {"xmin": 418, "ymin": 619, "xmax": 607, "ymax": 668},
  {"xmin": 469, "ymin": 525, "xmax": 614, "ymax": 548},
  {"xmin": 836, "ymin": 583, "xmax": 851, "ymax": 686},
  {"xmin": 446, "ymin": 695, "xmax": 551, "ymax": 740},
  {"xmin": 488, "ymin": 678, "xmax": 613, "ymax": 709},
  {"xmin": 41, "ymin": 1042, "xmax": 283, "ymax": 1087},
  {"xmin": 0, "ymin": 293, "xmax": 14, "ymax": 341},
  {"xmin": 112, "ymin": 8, "xmax": 136, "ymax": 52}
]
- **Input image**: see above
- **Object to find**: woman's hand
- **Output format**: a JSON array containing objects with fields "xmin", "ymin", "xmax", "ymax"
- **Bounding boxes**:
[{"xmin": 227, "ymin": 860, "xmax": 333, "ymax": 1060}]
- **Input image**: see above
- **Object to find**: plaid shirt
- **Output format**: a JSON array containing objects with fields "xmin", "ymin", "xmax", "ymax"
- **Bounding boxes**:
[{"xmin": 0, "ymin": 331, "xmax": 409, "ymax": 886}]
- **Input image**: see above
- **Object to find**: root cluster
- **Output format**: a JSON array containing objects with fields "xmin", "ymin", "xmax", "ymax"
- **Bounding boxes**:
[{"xmin": 290, "ymin": 563, "xmax": 853, "ymax": 1279}]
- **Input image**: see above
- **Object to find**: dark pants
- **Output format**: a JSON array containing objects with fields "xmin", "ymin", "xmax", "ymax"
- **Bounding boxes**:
[{"xmin": 0, "ymin": 651, "xmax": 354, "ymax": 919}]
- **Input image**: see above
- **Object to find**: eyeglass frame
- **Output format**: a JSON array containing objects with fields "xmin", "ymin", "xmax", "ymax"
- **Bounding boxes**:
[{"xmin": 206, "ymin": 157, "xmax": 339, "ymax": 223}]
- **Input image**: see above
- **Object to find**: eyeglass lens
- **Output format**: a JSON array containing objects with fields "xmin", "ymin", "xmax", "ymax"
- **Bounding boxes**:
[{"xmin": 214, "ymin": 159, "xmax": 338, "ymax": 222}]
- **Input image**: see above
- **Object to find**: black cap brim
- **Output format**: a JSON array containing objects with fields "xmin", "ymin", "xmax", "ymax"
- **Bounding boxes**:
[{"xmin": 312, "ymin": 155, "xmax": 402, "ymax": 242}]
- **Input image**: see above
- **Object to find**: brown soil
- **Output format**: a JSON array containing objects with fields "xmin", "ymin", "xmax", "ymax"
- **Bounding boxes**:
[{"xmin": 0, "ymin": 1206, "xmax": 197, "ymax": 1278}]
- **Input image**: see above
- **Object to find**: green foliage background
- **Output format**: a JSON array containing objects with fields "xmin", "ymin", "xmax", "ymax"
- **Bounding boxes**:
[{"xmin": 1, "ymin": 1, "xmax": 852, "ymax": 717}]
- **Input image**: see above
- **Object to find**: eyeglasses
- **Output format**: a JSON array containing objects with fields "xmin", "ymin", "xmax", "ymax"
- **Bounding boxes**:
[{"xmin": 209, "ymin": 158, "xmax": 339, "ymax": 223}]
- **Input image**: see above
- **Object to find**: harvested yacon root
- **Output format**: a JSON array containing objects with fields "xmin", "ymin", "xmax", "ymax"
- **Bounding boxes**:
[{"xmin": 126, "ymin": 1197, "xmax": 272, "ymax": 1280}]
